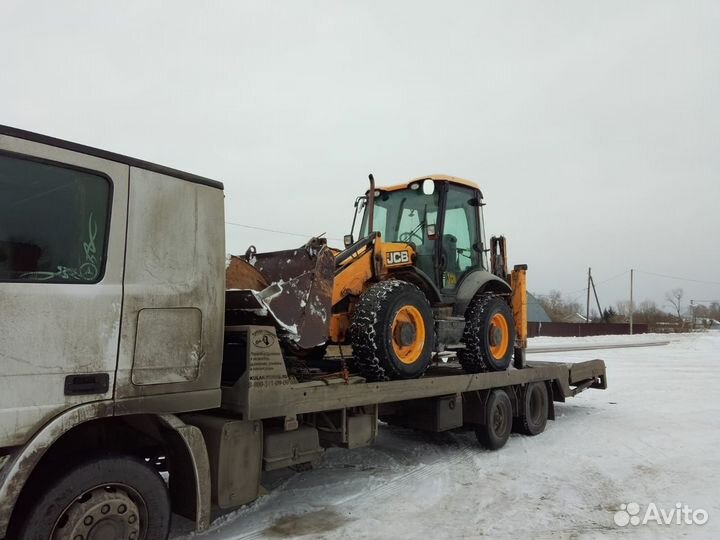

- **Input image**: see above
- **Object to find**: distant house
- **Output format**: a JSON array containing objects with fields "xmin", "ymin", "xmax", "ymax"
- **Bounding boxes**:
[
  {"xmin": 692, "ymin": 317, "xmax": 720, "ymax": 330},
  {"xmin": 527, "ymin": 292, "xmax": 552, "ymax": 323}
]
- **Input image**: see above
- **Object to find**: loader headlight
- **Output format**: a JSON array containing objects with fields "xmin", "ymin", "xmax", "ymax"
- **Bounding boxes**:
[{"xmin": 422, "ymin": 179, "xmax": 435, "ymax": 195}]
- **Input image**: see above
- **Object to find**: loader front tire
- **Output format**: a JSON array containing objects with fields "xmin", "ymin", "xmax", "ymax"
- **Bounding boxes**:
[
  {"xmin": 350, "ymin": 280, "xmax": 433, "ymax": 381},
  {"xmin": 458, "ymin": 294, "xmax": 515, "ymax": 373}
]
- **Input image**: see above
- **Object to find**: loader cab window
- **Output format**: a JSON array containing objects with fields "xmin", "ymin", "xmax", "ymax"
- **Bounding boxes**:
[
  {"xmin": 440, "ymin": 186, "xmax": 482, "ymax": 290},
  {"xmin": 360, "ymin": 188, "xmax": 439, "ymax": 243},
  {"xmin": 0, "ymin": 153, "xmax": 110, "ymax": 283},
  {"xmin": 360, "ymin": 186, "xmax": 439, "ymax": 279}
]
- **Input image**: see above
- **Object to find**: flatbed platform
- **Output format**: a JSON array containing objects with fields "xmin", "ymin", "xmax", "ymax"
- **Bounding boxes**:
[{"xmin": 220, "ymin": 326, "xmax": 607, "ymax": 421}]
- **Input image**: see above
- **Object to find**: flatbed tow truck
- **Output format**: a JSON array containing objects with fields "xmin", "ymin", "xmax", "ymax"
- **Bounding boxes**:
[{"xmin": 0, "ymin": 125, "xmax": 606, "ymax": 540}]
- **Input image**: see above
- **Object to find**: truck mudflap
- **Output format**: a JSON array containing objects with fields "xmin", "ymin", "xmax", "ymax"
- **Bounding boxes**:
[{"xmin": 226, "ymin": 238, "xmax": 335, "ymax": 350}]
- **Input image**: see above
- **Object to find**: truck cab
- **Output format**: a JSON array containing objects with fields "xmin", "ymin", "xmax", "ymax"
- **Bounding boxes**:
[{"xmin": 0, "ymin": 125, "xmax": 227, "ymax": 538}]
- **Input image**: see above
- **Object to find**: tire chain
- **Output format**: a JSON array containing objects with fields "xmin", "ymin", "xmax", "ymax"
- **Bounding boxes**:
[
  {"xmin": 349, "ymin": 279, "xmax": 414, "ymax": 382},
  {"xmin": 457, "ymin": 293, "xmax": 499, "ymax": 373}
]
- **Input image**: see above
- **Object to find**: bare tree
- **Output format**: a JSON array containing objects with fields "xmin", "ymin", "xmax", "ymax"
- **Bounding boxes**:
[
  {"xmin": 534, "ymin": 290, "xmax": 582, "ymax": 322},
  {"xmin": 615, "ymin": 301, "xmax": 630, "ymax": 320},
  {"xmin": 665, "ymin": 288, "xmax": 684, "ymax": 320}
]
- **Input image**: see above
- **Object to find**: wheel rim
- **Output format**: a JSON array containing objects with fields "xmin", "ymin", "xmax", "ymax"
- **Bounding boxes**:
[
  {"xmin": 492, "ymin": 400, "xmax": 508, "ymax": 434},
  {"xmin": 488, "ymin": 312, "xmax": 510, "ymax": 361},
  {"xmin": 52, "ymin": 484, "xmax": 148, "ymax": 540},
  {"xmin": 391, "ymin": 305, "xmax": 426, "ymax": 365},
  {"xmin": 529, "ymin": 386, "xmax": 544, "ymax": 424}
]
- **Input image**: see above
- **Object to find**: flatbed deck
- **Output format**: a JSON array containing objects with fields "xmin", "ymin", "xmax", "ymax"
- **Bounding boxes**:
[
  {"xmin": 247, "ymin": 361, "xmax": 605, "ymax": 419},
  {"xmin": 220, "ymin": 326, "xmax": 607, "ymax": 421}
]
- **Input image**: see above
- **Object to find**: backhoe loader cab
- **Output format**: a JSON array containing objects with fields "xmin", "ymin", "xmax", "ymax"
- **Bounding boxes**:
[{"xmin": 355, "ymin": 175, "xmax": 490, "ymax": 299}]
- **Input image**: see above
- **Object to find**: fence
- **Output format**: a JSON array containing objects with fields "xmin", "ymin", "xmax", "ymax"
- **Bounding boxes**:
[{"xmin": 528, "ymin": 322, "xmax": 649, "ymax": 338}]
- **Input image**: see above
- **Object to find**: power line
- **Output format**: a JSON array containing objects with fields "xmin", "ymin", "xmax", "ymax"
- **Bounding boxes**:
[
  {"xmin": 635, "ymin": 269, "xmax": 720, "ymax": 287},
  {"xmin": 225, "ymin": 221, "xmax": 343, "ymax": 242},
  {"xmin": 564, "ymin": 270, "xmax": 629, "ymax": 297},
  {"xmin": 593, "ymin": 270, "xmax": 629, "ymax": 287}
]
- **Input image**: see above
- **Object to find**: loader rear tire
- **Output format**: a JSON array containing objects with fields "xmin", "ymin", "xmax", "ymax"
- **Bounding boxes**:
[
  {"xmin": 350, "ymin": 280, "xmax": 433, "ymax": 381},
  {"xmin": 458, "ymin": 294, "xmax": 515, "ymax": 373}
]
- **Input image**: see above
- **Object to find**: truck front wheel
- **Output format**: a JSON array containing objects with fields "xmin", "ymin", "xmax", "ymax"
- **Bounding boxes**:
[{"xmin": 15, "ymin": 455, "xmax": 170, "ymax": 540}]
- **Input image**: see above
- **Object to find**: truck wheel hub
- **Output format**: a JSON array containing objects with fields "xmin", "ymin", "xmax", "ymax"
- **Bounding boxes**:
[{"xmin": 54, "ymin": 486, "xmax": 142, "ymax": 540}]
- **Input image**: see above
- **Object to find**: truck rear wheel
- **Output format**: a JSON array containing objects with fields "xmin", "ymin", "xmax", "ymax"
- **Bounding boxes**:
[
  {"xmin": 458, "ymin": 294, "xmax": 515, "ymax": 373},
  {"xmin": 350, "ymin": 280, "xmax": 433, "ymax": 381},
  {"xmin": 518, "ymin": 381, "xmax": 549, "ymax": 436},
  {"xmin": 15, "ymin": 455, "xmax": 170, "ymax": 540},
  {"xmin": 475, "ymin": 389, "xmax": 513, "ymax": 450}
]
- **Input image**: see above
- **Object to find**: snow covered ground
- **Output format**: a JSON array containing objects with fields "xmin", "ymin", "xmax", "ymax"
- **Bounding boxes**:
[{"xmin": 174, "ymin": 332, "xmax": 720, "ymax": 540}]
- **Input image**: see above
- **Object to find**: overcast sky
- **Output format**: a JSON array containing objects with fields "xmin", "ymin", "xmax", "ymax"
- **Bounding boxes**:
[{"xmin": 2, "ymin": 1, "xmax": 719, "ymax": 313}]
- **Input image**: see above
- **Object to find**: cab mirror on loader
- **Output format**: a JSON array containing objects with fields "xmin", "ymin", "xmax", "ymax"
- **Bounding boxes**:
[
  {"xmin": 344, "ymin": 234, "xmax": 354, "ymax": 248},
  {"xmin": 426, "ymin": 224, "xmax": 438, "ymax": 240}
]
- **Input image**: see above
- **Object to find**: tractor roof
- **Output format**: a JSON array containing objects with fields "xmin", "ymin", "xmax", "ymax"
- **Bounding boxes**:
[{"xmin": 379, "ymin": 174, "xmax": 480, "ymax": 192}]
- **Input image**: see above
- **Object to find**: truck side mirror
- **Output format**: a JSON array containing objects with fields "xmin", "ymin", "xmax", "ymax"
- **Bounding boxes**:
[
  {"xmin": 344, "ymin": 234, "xmax": 354, "ymax": 248},
  {"xmin": 426, "ymin": 224, "xmax": 437, "ymax": 240}
]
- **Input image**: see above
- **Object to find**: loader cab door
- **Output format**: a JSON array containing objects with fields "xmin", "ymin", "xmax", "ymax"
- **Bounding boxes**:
[{"xmin": 437, "ymin": 184, "xmax": 485, "ymax": 293}]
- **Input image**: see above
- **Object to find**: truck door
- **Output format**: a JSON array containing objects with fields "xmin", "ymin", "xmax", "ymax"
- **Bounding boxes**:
[{"xmin": 0, "ymin": 135, "xmax": 128, "ymax": 447}]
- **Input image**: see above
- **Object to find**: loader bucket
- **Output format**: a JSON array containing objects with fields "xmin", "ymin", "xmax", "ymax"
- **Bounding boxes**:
[{"xmin": 226, "ymin": 239, "xmax": 334, "ymax": 350}]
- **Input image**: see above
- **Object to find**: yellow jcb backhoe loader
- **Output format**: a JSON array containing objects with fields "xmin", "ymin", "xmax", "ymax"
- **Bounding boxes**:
[{"xmin": 226, "ymin": 174, "xmax": 527, "ymax": 381}]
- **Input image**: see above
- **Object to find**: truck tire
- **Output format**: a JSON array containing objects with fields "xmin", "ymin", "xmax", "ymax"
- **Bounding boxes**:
[
  {"xmin": 14, "ymin": 455, "xmax": 170, "ymax": 540},
  {"xmin": 518, "ymin": 381, "xmax": 549, "ymax": 436},
  {"xmin": 458, "ymin": 294, "xmax": 515, "ymax": 373},
  {"xmin": 475, "ymin": 389, "xmax": 513, "ymax": 450},
  {"xmin": 350, "ymin": 280, "xmax": 433, "ymax": 381}
]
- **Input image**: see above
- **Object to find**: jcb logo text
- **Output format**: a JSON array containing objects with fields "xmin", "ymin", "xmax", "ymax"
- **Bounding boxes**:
[{"xmin": 386, "ymin": 251, "xmax": 410, "ymax": 265}]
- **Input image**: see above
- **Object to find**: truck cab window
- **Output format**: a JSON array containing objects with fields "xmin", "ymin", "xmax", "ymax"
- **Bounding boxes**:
[{"xmin": 0, "ymin": 153, "xmax": 110, "ymax": 283}]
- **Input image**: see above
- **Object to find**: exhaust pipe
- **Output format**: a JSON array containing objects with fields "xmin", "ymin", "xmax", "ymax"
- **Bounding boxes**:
[{"xmin": 368, "ymin": 173, "xmax": 375, "ymax": 234}]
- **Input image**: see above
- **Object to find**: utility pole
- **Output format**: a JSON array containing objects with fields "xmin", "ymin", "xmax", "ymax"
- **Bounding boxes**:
[
  {"xmin": 629, "ymin": 269, "xmax": 634, "ymax": 335},
  {"xmin": 586, "ymin": 267, "xmax": 591, "ymax": 323},
  {"xmin": 588, "ymin": 274, "xmax": 602, "ymax": 319},
  {"xmin": 690, "ymin": 300, "xmax": 695, "ymax": 330}
]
